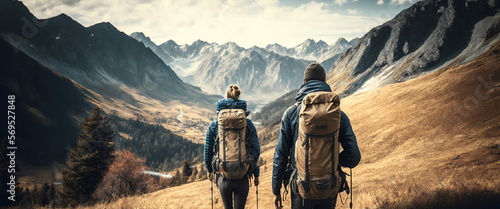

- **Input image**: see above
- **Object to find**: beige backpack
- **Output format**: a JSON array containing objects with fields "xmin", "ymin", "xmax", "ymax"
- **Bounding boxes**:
[
  {"xmin": 294, "ymin": 91, "xmax": 341, "ymax": 199},
  {"xmin": 213, "ymin": 109, "xmax": 250, "ymax": 179}
]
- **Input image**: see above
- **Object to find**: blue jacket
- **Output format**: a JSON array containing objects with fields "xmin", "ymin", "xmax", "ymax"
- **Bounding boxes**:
[
  {"xmin": 204, "ymin": 98, "xmax": 261, "ymax": 177},
  {"xmin": 272, "ymin": 80, "xmax": 361, "ymax": 195}
]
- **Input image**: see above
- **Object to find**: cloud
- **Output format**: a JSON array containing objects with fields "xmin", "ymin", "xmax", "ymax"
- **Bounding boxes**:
[
  {"xmin": 21, "ymin": 0, "xmax": 389, "ymax": 48},
  {"xmin": 390, "ymin": 0, "xmax": 414, "ymax": 5},
  {"xmin": 333, "ymin": 0, "xmax": 359, "ymax": 6},
  {"xmin": 377, "ymin": 0, "xmax": 384, "ymax": 5},
  {"xmin": 347, "ymin": 9, "xmax": 358, "ymax": 15},
  {"xmin": 334, "ymin": 0, "xmax": 348, "ymax": 6}
]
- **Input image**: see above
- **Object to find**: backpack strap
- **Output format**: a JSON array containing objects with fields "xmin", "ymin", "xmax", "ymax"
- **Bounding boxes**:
[
  {"xmin": 302, "ymin": 134, "xmax": 311, "ymax": 192},
  {"xmin": 221, "ymin": 129, "xmax": 228, "ymax": 172},
  {"xmin": 244, "ymin": 124, "xmax": 257, "ymax": 178},
  {"xmin": 213, "ymin": 136, "xmax": 219, "ymax": 154},
  {"xmin": 244, "ymin": 124, "xmax": 251, "ymax": 158},
  {"xmin": 238, "ymin": 129, "xmax": 243, "ymax": 168},
  {"xmin": 330, "ymin": 131, "xmax": 338, "ymax": 189},
  {"xmin": 212, "ymin": 134, "xmax": 220, "ymax": 173},
  {"xmin": 213, "ymin": 121, "xmax": 220, "ymax": 157}
]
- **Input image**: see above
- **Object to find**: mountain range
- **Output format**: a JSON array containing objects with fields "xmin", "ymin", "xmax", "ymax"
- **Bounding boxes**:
[
  {"xmin": 130, "ymin": 33, "xmax": 358, "ymax": 102},
  {"xmin": 0, "ymin": 0, "xmax": 219, "ymax": 107},
  {"xmin": 265, "ymin": 37, "xmax": 360, "ymax": 64}
]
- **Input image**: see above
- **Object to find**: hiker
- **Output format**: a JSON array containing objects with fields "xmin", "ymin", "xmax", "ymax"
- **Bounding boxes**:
[
  {"xmin": 272, "ymin": 63, "xmax": 361, "ymax": 209},
  {"xmin": 204, "ymin": 84, "xmax": 260, "ymax": 209}
]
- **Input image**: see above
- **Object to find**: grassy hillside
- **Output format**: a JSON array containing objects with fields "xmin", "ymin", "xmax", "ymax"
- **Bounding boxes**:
[{"xmin": 88, "ymin": 41, "xmax": 500, "ymax": 209}]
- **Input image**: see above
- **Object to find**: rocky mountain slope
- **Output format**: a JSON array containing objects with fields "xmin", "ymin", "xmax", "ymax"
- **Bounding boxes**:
[
  {"xmin": 327, "ymin": 0, "xmax": 500, "ymax": 95},
  {"xmin": 129, "ymin": 32, "xmax": 174, "ymax": 65},
  {"xmin": 0, "ymin": 37, "xmax": 93, "ymax": 164},
  {"xmin": 191, "ymin": 43, "xmax": 310, "ymax": 102}
]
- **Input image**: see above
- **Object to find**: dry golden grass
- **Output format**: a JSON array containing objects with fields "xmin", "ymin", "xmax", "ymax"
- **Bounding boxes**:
[
  {"xmin": 326, "ymin": 67, "xmax": 356, "ymax": 95},
  {"xmin": 337, "ymin": 40, "xmax": 500, "ymax": 208},
  {"xmin": 85, "ymin": 42, "xmax": 499, "ymax": 209}
]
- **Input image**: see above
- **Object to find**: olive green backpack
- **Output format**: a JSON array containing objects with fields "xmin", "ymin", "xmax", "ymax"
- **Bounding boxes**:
[{"xmin": 294, "ymin": 91, "xmax": 342, "ymax": 199}]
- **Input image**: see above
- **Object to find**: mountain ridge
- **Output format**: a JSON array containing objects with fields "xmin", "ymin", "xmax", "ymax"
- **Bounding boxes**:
[
  {"xmin": 327, "ymin": 0, "xmax": 500, "ymax": 96},
  {"xmin": 0, "ymin": 0, "xmax": 219, "ymax": 107}
]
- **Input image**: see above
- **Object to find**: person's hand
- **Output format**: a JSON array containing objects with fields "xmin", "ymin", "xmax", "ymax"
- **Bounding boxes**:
[
  {"xmin": 274, "ymin": 194, "xmax": 283, "ymax": 209},
  {"xmin": 254, "ymin": 176, "xmax": 260, "ymax": 186}
]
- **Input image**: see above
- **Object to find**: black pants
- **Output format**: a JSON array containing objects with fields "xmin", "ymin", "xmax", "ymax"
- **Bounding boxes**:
[
  {"xmin": 218, "ymin": 177, "xmax": 249, "ymax": 209},
  {"xmin": 291, "ymin": 191, "xmax": 338, "ymax": 209}
]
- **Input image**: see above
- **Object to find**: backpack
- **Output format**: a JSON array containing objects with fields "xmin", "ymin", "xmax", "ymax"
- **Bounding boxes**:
[
  {"xmin": 212, "ymin": 108, "xmax": 252, "ymax": 179},
  {"xmin": 294, "ymin": 91, "xmax": 342, "ymax": 200}
]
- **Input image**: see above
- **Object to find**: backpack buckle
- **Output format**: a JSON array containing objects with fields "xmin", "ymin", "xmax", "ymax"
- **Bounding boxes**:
[
  {"xmin": 315, "ymin": 179, "xmax": 331, "ymax": 190},
  {"xmin": 300, "ymin": 180, "xmax": 311, "ymax": 192}
]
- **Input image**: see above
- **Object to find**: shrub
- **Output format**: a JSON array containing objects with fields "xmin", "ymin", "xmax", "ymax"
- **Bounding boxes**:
[{"xmin": 93, "ymin": 150, "xmax": 150, "ymax": 203}]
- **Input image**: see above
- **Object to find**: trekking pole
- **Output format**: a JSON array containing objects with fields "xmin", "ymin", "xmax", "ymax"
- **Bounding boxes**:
[
  {"xmin": 256, "ymin": 184, "xmax": 259, "ymax": 209},
  {"xmin": 211, "ymin": 176, "xmax": 214, "ymax": 209},
  {"xmin": 349, "ymin": 168, "xmax": 353, "ymax": 209}
]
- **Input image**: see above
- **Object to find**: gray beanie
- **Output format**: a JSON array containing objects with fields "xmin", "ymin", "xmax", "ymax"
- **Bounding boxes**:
[{"xmin": 304, "ymin": 63, "xmax": 326, "ymax": 82}]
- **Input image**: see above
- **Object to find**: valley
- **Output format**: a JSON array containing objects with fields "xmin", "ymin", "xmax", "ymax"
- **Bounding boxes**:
[
  {"xmin": 0, "ymin": 0, "xmax": 498, "ymax": 208},
  {"xmin": 89, "ymin": 85, "xmax": 214, "ymax": 143}
]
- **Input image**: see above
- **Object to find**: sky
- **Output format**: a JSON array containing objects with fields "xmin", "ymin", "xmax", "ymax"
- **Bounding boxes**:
[{"xmin": 21, "ymin": 0, "xmax": 415, "ymax": 48}]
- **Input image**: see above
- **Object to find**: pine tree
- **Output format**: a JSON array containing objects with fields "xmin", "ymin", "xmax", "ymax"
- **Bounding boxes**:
[
  {"xmin": 197, "ymin": 164, "xmax": 206, "ymax": 180},
  {"xmin": 19, "ymin": 187, "xmax": 31, "ymax": 207},
  {"xmin": 62, "ymin": 107, "xmax": 115, "ymax": 206},
  {"xmin": 173, "ymin": 170, "xmax": 182, "ymax": 186},
  {"xmin": 47, "ymin": 183, "xmax": 55, "ymax": 206},
  {"xmin": 182, "ymin": 160, "xmax": 192, "ymax": 183},
  {"xmin": 32, "ymin": 184, "xmax": 40, "ymax": 206},
  {"xmin": 191, "ymin": 166, "xmax": 198, "ymax": 182},
  {"xmin": 40, "ymin": 182, "xmax": 49, "ymax": 206}
]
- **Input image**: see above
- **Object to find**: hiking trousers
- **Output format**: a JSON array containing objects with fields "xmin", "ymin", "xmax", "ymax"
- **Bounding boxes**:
[
  {"xmin": 218, "ymin": 177, "xmax": 249, "ymax": 209},
  {"xmin": 291, "ymin": 191, "xmax": 338, "ymax": 209}
]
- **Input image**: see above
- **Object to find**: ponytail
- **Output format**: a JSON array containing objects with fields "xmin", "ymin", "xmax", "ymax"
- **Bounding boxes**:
[{"xmin": 226, "ymin": 84, "xmax": 241, "ymax": 100}]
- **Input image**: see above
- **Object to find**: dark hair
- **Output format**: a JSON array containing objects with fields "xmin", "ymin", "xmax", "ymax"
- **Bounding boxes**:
[{"xmin": 226, "ymin": 84, "xmax": 241, "ymax": 100}]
